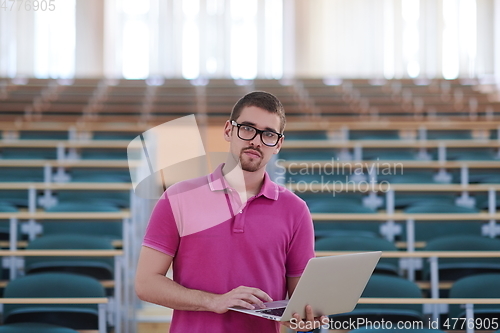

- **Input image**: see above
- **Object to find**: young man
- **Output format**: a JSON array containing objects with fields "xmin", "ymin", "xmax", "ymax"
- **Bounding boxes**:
[{"xmin": 135, "ymin": 91, "xmax": 326, "ymax": 332}]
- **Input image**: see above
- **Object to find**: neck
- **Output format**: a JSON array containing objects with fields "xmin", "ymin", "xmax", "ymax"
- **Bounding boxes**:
[{"xmin": 221, "ymin": 158, "xmax": 265, "ymax": 197}]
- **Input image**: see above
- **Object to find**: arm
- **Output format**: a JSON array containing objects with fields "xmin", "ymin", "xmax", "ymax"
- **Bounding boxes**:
[
  {"xmin": 287, "ymin": 276, "xmax": 301, "ymax": 298},
  {"xmin": 135, "ymin": 246, "xmax": 212, "ymax": 311},
  {"xmin": 135, "ymin": 246, "xmax": 272, "ymax": 313}
]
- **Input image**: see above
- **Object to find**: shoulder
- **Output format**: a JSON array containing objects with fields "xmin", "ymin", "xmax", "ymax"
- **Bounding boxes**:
[
  {"xmin": 275, "ymin": 184, "xmax": 309, "ymax": 212},
  {"xmin": 153, "ymin": 175, "xmax": 210, "ymax": 210},
  {"xmin": 153, "ymin": 174, "xmax": 211, "ymax": 217},
  {"xmin": 165, "ymin": 174, "xmax": 210, "ymax": 196}
]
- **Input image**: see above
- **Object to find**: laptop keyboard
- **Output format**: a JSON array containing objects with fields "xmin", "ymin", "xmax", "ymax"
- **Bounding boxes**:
[{"xmin": 256, "ymin": 307, "xmax": 286, "ymax": 317}]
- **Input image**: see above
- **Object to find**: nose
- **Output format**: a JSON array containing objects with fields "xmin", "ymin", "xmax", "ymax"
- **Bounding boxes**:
[{"xmin": 249, "ymin": 133, "xmax": 261, "ymax": 147}]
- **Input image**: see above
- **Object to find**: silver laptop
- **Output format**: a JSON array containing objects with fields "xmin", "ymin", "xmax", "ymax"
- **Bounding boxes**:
[{"xmin": 229, "ymin": 251, "xmax": 381, "ymax": 322}]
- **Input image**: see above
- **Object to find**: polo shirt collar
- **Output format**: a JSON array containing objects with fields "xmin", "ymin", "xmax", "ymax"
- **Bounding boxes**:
[
  {"xmin": 207, "ymin": 163, "xmax": 279, "ymax": 201},
  {"xmin": 259, "ymin": 172, "xmax": 279, "ymax": 201},
  {"xmin": 207, "ymin": 163, "xmax": 229, "ymax": 191}
]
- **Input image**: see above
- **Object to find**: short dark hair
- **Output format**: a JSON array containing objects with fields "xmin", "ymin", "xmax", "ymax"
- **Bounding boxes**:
[{"xmin": 230, "ymin": 91, "xmax": 286, "ymax": 133}]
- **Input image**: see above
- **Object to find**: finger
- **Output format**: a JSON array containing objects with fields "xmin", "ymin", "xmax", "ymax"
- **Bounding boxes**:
[
  {"xmin": 233, "ymin": 290, "xmax": 266, "ymax": 307},
  {"xmin": 234, "ymin": 286, "xmax": 273, "ymax": 302},
  {"xmin": 320, "ymin": 316, "xmax": 329, "ymax": 326},
  {"xmin": 231, "ymin": 299, "xmax": 256, "ymax": 310},
  {"xmin": 314, "ymin": 318, "xmax": 324, "ymax": 330},
  {"xmin": 240, "ymin": 294, "xmax": 266, "ymax": 308},
  {"xmin": 313, "ymin": 316, "xmax": 328, "ymax": 322},
  {"xmin": 249, "ymin": 287, "xmax": 273, "ymax": 302},
  {"xmin": 312, "ymin": 315, "xmax": 328, "ymax": 329},
  {"xmin": 305, "ymin": 304, "xmax": 315, "ymax": 322},
  {"xmin": 288, "ymin": 313, "xmax": 306, "ymax": 331}
]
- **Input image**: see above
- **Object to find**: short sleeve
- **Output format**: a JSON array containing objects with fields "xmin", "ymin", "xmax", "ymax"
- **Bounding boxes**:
[
  {"xmin": 142, "ymin": 193, "xmax": 180, "ymax": 257},
  {"xmin": 285, "ymin": 201, "xmax": 315, "ymax": 277}
]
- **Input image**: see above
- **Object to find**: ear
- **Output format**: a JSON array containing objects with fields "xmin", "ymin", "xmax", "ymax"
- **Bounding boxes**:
[{"xmin": 223, "ymin": 120, "xmax": 233, "ymax": 142}]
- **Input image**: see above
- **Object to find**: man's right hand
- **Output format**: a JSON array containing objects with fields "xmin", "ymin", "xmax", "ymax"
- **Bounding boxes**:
[{"xmin": 208, "ymin": 286, "xmax": 273, "ymax": 314}]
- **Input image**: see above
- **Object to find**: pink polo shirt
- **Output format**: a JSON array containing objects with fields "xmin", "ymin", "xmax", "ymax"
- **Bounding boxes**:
[{"xmin": 142, "ymin": 163, "xmax": 315, "ymax": 333}]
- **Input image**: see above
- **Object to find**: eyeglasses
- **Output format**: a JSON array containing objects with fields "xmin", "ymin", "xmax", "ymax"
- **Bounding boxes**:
[{"xmin": 231, "ymin": 120, "xmax": 283, "ymax": 147}]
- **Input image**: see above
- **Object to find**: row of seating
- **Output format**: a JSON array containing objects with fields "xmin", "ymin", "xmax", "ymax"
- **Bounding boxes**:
[
  {"xmin": 0, "ymin": 237, "xmax": 121, "ymax": 332},
  {"xmin": 1, "ymin": 77, "xmax": 499, "ymax": 332},
  {"xmin": 2, "ymin": 77, "xmax": 499, "ymax": 122},
  {"xmin": 269, "ymin": 82, "xmax": 500, "ymax": 332},
  {"xmin": 327, "ymin": 273, "xmax": 500, "ymax": 328},
  {"xmin": 3, "ymin": 272, "xmax": 106, "ymax": 331},
  {"xmin": 285, "ymin": 129, "xmax": 500, "ymax": 140},
  {"xmin": 281, "ymin": 149, "xmax": 500, "ymax": 164},
  {"xmin": 275, "ymin": 112, "xmax": 500, "ymax": 250},
  {"xmin": 315, "ymin": 234, "xmax": 500, "ymax": 281},
  {"xmin": 313, "ymin": 235, "xmax": 500, "ymax": 332},
  {"xmin": 0, "ymin": 189, "xmax": 130, "ymax": 208},
  {"xmin": 0, "ymin": 123, "xmax": 132, "ymax": 332},
  {"xmin": 273, "ymin": 81, "xmax": 500, "ymax": 331},
  {"xmin": 4, "ymin": 131, "xmax": 499, "ymax": 144},
  {"xmin": 3, "ymin": 143, "xmax": 500, "ymax": 159},
  {"xmin": 0, "ymin": 213, "xmax": 128, "ymax": 325},
  {"xmin": 0, "ymin": 132, "xmax": 498, "ymax": 238},
  {"xmin": 0, "ymin": 148, "xmax": 129, "ymax": 160}
]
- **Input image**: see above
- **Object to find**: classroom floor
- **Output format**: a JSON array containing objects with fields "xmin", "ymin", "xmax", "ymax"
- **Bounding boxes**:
[
  {"xmin": 136, "ymin": 303, "xmax": 172, "ymax": 333},
  {"xmin": 136, "ymin": 304, "xmax": 292, "ymax": 333}
]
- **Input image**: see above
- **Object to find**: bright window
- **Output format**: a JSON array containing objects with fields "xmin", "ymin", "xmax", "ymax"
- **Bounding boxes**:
[
  {"xmin": 121, "ymin": 0, "xmax": 150, "ymax": 79},
  {"xmin": 182, "ymin": 0, "xmax": 200, "ymax": 79},
  {"xmin": 402, "ymin": 0, "xmax": 420, "ymax": 78},
  {"xmin": 123, "ymin": 20, "xmax": 150, "ymax": 79},
  {"xmin": 230, "ymin": 0, "xmax": 258, "ymax": 79},
  {"xmin": 265, "ymin": 0, "xmax": 283, "ymax": 78},
  {"xmin": 459, "ymin": 0, "xmax": 477, "ymax": 78},
  {"xmin": 442, "ymin": 0, "xmax": 460, "ymax": 79},
  {"xmin": 34, "ymin": 0, "xmax": 75, "ymax": 78}
]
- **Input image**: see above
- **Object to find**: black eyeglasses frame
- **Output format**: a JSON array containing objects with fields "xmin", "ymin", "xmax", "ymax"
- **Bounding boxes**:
[{"xmin": 230, "ymin": 120, "xmax": 283, "ymax": 147}]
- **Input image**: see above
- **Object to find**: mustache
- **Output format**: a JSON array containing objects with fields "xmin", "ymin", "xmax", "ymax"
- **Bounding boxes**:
[{"xmin": 242, "ymin": 147, "xmax": 262, "ymax": 157}]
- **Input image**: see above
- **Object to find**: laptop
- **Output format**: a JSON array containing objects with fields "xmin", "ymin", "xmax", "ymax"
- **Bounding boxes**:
[{"xmin": 229, "ymin": 251, "xmax": 381, "ymax": 322}]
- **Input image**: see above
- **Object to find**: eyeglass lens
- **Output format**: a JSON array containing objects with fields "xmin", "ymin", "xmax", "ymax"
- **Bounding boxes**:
[{"xmin": 238, "ymin": 125, "xmax": 279, "ymax": 146}]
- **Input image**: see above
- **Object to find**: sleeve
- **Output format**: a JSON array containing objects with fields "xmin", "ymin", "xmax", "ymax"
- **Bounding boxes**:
[
  {"xmin": 142, "ymin": 193, "xmax": 180, "ymax": 257},
  {"xmin": 285, "ymin": 200, "xmax": 315, "ymax": 277}
]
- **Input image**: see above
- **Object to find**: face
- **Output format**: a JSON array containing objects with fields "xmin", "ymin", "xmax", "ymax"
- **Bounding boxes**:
[{"xmin": 224, "ymin": 106, "xmax": 283, "ymax": 173}]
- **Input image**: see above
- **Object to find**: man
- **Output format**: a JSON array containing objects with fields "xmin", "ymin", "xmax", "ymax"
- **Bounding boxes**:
[{"xmin": 135, "ymin": 91, "xmax": 326, "ymax": 332}]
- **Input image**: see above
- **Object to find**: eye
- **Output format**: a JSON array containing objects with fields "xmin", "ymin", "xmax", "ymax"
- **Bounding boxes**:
[
  {"xmin": 241, "ymin": 126, "xmax": 254, "ymax": 132},
  {"xmin": 263, "ymin": 131, "xmax": 276, "ymax": 138}
]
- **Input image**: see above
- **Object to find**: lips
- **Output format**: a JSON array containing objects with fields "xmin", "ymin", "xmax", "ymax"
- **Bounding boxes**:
[{"xmin": 243, "ymin": 149, "xmax": 261, "ymax": 158}]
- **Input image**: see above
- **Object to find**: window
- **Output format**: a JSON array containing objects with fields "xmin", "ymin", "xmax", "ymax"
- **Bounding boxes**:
[
  {"xmin": 402, "ymin": 0, "xmax": 420, "ymax": 78},
  {"xmin": 34, "ymin": 0, "xmax": 75, "ymax": 78},
  {"xmin": 182, "ymin": 0, "xmax": 200, "ymax": 79},
  {"xmin": 230, "ymin": 0, "xmax": 258, "ymax": 79},
  {"xmin": 122, "ymin": 0, "xmax": 150, "ymax": 79}
]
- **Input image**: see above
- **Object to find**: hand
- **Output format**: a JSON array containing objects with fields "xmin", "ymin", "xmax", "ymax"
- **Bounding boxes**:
[
  {"xmin": 281, "ymin": 304, "xmax": 329, "ymax": 332},
  {"xmin": 208, "ymin": 286, "xmax": 273, "ymax": 314}
]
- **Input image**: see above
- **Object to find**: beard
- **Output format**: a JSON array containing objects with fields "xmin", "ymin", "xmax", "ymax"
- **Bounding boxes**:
[{"xmin": 239, "ymin": 148, "xmax": 263, "ymax": 172}]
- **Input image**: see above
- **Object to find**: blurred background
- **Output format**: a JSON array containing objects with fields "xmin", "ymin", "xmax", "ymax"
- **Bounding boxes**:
[{"xmin": 1, "ymin": 0, "xmax": 499, "ymax": 82}]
